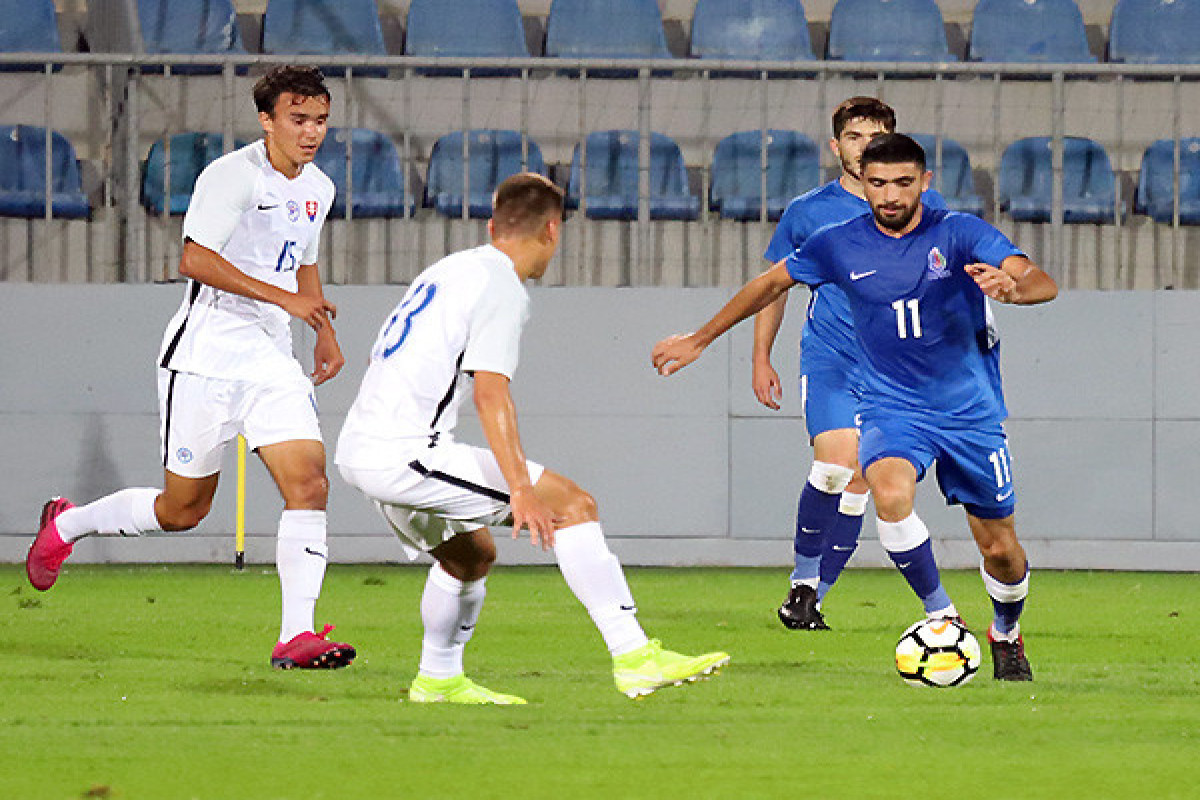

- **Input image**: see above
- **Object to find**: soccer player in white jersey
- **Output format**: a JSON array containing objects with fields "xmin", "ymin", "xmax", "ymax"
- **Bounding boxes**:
[
  {"xmin": 336, "ymin": 173, "xmax": 729, "ymax": 703},
  {"xmin": 26, "ymin": 66, "xmax": 355, "ymax": 671}
]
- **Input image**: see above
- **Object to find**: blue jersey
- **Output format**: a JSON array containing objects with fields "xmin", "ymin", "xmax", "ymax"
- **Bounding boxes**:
[
  {"xmin": 785, "ymin": 208, "xmax": 1023, "ymax": 427},
  {"xmin": 764, "ymin": 180, "xmax": 947, "ymax": 360}
]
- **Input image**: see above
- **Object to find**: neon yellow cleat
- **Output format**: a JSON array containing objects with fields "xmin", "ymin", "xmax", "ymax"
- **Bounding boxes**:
[
  {"xmin": 408, "ymin": 673, "xmax": 527, "ymax": 705},
  {"xmin": 612, "ymin": 639, "xmax": 730, "ymax": 699}
]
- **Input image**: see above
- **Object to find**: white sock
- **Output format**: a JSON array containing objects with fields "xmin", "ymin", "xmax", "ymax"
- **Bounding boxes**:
[
  {"xmin": 55, "ymin": 488, "xmax": 162, "ymax": 543},
  {"xmin": 418, "ymin": 563, "xmax": 487, "ymax": 679},
  {"xmin": 553, "ymin": 521, "xmax": 648, "ymax": 657},
  {"xmin": 276, "ymin": 509, "xmax": 328, "ymax": 644}
]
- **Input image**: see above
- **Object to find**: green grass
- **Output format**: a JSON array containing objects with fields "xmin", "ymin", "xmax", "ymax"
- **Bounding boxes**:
[{"xmin": 2, "ymin": 565, "xmax": 1197, "ymax": 799}]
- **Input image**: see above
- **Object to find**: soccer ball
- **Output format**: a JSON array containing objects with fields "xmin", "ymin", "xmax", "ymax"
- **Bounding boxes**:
[{"xmin": 894, "ymin": 618, "xmax": 982, "ymax": 688}]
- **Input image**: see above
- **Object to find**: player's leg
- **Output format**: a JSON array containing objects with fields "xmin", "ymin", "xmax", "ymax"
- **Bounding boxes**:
[
  {"xmin": 861, "ymin": 415, "xmax": 959, "ymax": 620},
  {"xmin": 934, "ymin": 427, "xmax": 1031, "ymax": 680},
  {"xmin": 408, "ymin": 528, "xmax": 525, "ymax": 705},
  {"xmin": 532, "ymin": 469, "xmax": 730, "ymax": 698},
  {"xmin": 257, "ymin": 437, "xmax": 353, "ymax": 669},
  {"xmin": 818, "ymin": 469, "xmax": 869, "ymax": 602},
  {"xmin": 27, "ymin": 369, "xmax": 230, "ymax": 590}
]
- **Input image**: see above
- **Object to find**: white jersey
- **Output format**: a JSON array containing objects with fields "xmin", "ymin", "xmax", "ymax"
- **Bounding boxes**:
[
  {"xmin": 158, "ymin": 140, "xmax": 335, "ymax": 382},
  {"xmin": 336, "ymin": 244, "xmax": 530, "ymax": 469}
]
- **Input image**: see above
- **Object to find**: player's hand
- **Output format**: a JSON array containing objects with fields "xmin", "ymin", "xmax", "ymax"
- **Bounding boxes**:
[
  {"xmin": 752, "ymin": 359, "xmax": 782, "ymax": 410},
  {"xmin": 509, "ymin": 485, "xmax": 559, "ymax": 551},
  {"xmin": 283, "ymin": 294, "xmax": 338, "ymax": 331},
  {"xmin": 652, "ymin": 333, "xmax": 705, "ymax": 377},
  {"xmin": 966, "ymin": 263, "xmax": 1018, "ymax": 303},
  {"xmin": 311, "ymin": 330, "xmax": 345, "ymax": 386}
]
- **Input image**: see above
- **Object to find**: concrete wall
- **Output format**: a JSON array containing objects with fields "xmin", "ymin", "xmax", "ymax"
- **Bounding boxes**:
[{"xmin": 2, "ymin": 283, "xmax": 1199, "ymax": 570}]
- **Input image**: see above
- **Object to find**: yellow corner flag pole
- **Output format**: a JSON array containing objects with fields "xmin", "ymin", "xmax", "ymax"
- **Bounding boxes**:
[{"xmin": 234, "ymin": 434, "xmax": 246, "ymax": 570}]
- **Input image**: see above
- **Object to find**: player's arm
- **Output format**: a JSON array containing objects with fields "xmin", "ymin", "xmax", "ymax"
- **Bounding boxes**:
[
  {"xmin": 965, "ymin": 255, "xmax": 1058, "ymax": 305},
  {"xmin": 472, "ymin": 370, "xmax": 558, "ymax": 550},
  {"xmin": 751, "ymin": 286, "xmax": 787, "ymax": 410},
  {"xmin": 296, "ymin": 262, "xmax": 344, "ymax": 385},
  {"xmin": 178, "ymin": 242, "xmax": 336, "ymax": 331},
  {"xmin": 653, "ymin": 259, "xmax": 798, "ymax": 377}
]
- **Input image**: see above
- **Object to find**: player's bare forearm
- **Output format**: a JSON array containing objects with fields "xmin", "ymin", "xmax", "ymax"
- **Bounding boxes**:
[
  {"xmin": 966, "ymin": 256, "xmax": 1058, "ymax": 305},
  {"xmin": 473, "ymin": 371, "xmax": 557, "ymax": 548},
  {"xmin": 653, "ymin": 260, "xmax": 795, "ymax": 376},
  {"xmin": 180, "ymin": 240, "xmax": 293, "ymax": 308},
  {"xmin": 751, "ymin": 277, "xmax": 787, "ymax": 409}
]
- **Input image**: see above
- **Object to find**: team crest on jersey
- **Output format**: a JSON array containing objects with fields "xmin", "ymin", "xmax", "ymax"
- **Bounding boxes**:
[
  {"xmin": 927, "ymin": 246, "xmax": 950, "ymax": 279},
  {"xmin": 176, "ymin": 447, "xmax": 194, "ymax": 464},
  {"xmin": 286, "ymin": 199, "xmax": 301, "ymax": 222},
  {"xmin": 306, "ymin": 200, "xmax": 319, "ymax": 221}
]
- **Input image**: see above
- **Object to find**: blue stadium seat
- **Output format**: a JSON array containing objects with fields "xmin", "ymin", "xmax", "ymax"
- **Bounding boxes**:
[
  {"xmin": 968, "ymin": 0, "xmax": 1094, "ymax": 63},
  {"xmin": 141, "ymin": 133, "xmax": 246, "ymax": 215},
  {"xmin": 1135, "ymin": 138, "xmax": 1200, "ymax": 224},
  {"xmin": 1108, "ymin": 0, "xmax": 1200, "ymax": 64},
  {"xmin": 406, "ymin": 0, "xmax": 529, "ymax": 76},
  {"xmin": 998, "ymin": 136, "xmax": 1123, "ymax": 223},
  {"xmin": 425, "ymin": 130, "xmax": 546, "ymax": 219},
  {"xmin": 827, "ymin": 0, "xmax": 956, "ymax": 62},
  {"xmin": 262, "ymin": 0, "xmax": 388, "ymax": 76},
  {"xmin": 314, "ymin": 128, "xmax": 412, "ymax": 218},
  {"xmin": 566, "ymin": 130, "xmax": 700, "ymax": 221},
  {"xmin": 0, "ymin": 0, "xmax": 63, "ymax": 73},
  {"xmin": 137, "ymin": 0, "xmax": 247, "ymax": 74},
  {"xmin": 709, "ymin": 130, "xmax": 819, "ymax": 221},
  {"xmin": 689, "ymin": 0, "xmax": 815, "ymax": 62},
  {"xmin": 545, "ymin": 0, "xmax": 671, "ymax": 74},
  {"xmin": 0, "ymin": 125, "xmax": 89, "ymax": 218},
  {"xmin": 908, "ymin": 133, "xmax": 986, "ymax": 216}
]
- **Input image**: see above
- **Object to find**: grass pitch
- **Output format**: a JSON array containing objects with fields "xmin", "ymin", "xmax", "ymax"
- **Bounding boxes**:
[{"xmin": 2, "ymin": 564, "xmax": 1197, "ymax": 799}]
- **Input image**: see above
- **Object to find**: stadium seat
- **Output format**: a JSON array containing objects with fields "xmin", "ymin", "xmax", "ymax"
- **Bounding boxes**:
[
  {"xmin": 545, "ymin": 0, "xmax": 672, "ymax": 76},
  {"xmin": 968, "ymin": 0, "xmax": 1094, "ymax": 63},
  {"xmin": 689, "ymin": 0, "xmax": 815, "ymax": 62},
  {"xmin": 314, "ymin": 128, "xmax": 412, "ymax": 218},
  {"xmin": 1108, "ymin": 0, "xmax": 1200, "ymax": 64},
  {"xmin": 0, "ymin": 125, "xmax": 89, "ymax": 218},
  {"xmin": 1135, "ymin": 138, "xmax": 1200, "ymax": 224},
  {"xmin": 425, "ymin": 130, "xmax": 546, "ymax": 219},
  {"xmin": 998, "ymin": 136, "xmax": 1124, "ymax": 223},
  {"xmin": 137, "ymin": 0, "xmax": 247, "ymax": 74},
  {"xmin": 141, "ymin": 133, "xmax": 246, "ymax": 215},
  {"xmin": 827, "ymin": 0, "xmax": 956, "ymax": 62},
  {"xmin": 262, "ymin": 0, "xmax": 388, "ymax": 76},
  {"xmin": 908, "ymin": 134, "xmax": 986, "ymax": 216},
  {"xmin": 406, "ymin": 0, "xmax": 529, "ymax": 76},
  {"xmin": 709, "ymin": 130, "xmax": 820, "ymax": 221},
  {"xmin": 566, "ymin": 130, "xmax": 700, "ymax": 220},
  {"xmin": 0, "ymin": 0, "xmax": 63, "ymax": 73}
]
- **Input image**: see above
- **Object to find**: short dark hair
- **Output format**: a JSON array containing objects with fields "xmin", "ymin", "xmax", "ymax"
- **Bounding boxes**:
[
  {"xmin": 253, "ymin": 66, "xmax": 330, "ymax": 115},
  {"xmin": 492, "ymin": 173, "xmax": 565, "ymax": 236},
  {"xmin": 860, "ymin": 133, "xmax": 927, "ymax": 172},
  {"xmin": 831, "ymin": 96, "xmax": 897, "ymax": 138}
]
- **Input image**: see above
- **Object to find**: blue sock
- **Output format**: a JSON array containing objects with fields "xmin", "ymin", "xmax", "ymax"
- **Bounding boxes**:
[
  {"xmin": 789, "ymin": 482, "xmax": 840, "ymax": 584},
  {"xmin": 816, "ymin": 511, "xmax": 864, "ymax": 601},
  {"xmin": 983, "ymin": 563, "xmax": 1029, "ymax": 636},
  {"xmin": 887, "ymin": 539, "xmax": 952, "ymax": 615}
]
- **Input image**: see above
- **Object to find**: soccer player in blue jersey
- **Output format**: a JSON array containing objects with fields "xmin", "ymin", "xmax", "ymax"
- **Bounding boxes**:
[
  {"xmin": 653, "ymin": 134, "xmax": 1057, "ymax": 680},
  {"xmin": 755, "ymin": 97, "xmax": 953, "ymax": 631}
]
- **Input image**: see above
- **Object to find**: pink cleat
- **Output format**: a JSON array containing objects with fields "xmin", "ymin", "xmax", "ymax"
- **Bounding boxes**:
[
  {"xmin": 270, "ymin": 624, "xmax": 356, "ymax": 670},
  {"xmin": 26, "ymin": 497, "xmax": 75, "ymax": 591}
]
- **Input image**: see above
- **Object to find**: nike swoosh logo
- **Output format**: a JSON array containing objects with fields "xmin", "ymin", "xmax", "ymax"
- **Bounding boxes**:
[
  {"xmin": 832, "ymin": 545, "xmax": 854, "ymax": 552},
  {"xmin": 897, "ymin": 561, "xmax": 912, "ymax": 569},
  {"xmin": 801, "ymin": 528, "xmax": 819, "ymax": 534},
  {"xmin": 257, "ymin": 203, "xmax": 279, "ymax": 211},
  {"xmin": 619, "ymin": 604, "xmax": 637, "ymax": 612},
  {"xmin": 304, "ymin": 547, "xmax": 327, "ymax": 559},
  {"xmin": 995, "ymin": 489, "xmax": 1014, "ymax": 502},
  {"xmin": 459, "ymin": 624, "xmax": 475, "ymax": 632},
  {"xmin": 850, "ymin": 270, "xmax": 877, "ymax": 281}
]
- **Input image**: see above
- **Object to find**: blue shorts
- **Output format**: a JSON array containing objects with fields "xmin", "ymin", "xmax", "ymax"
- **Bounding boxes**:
[
  {"xmin": 858, "ymin": 414, "xmax": 1016, "ymax": 519},
  {"xmin": 799, "ymin": 333, "xmax": 862, "ymax": 439}
]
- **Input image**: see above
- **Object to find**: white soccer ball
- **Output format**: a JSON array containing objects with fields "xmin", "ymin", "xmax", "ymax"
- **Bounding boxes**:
[{"xmin": 894, "ymin": 618, "xmax": 982, "ymax": 688}]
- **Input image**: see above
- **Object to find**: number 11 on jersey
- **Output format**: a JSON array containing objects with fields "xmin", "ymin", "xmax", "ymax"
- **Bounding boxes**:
[{"xmin": 892, "ymin": 298, "xmax": 922, "ymax": 339}]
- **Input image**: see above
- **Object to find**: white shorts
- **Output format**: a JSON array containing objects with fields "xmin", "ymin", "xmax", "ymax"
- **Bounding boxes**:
[
  {"xmin": 158, "ymin": 367, "xmax": 322, "ymax": 478},
  {"xmin": 338, "ymin": 438, "xmax": 545, "ymax": 559}
]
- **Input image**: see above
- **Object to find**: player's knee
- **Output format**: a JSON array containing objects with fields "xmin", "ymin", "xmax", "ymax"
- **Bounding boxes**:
[
  {"xmin": 808, "ymin": 461, "xmax": 855, "ymax": 494},
  {"xmin": 286, "ymin": 471, "xmax": 329, "ymax": 509},
  {"xmin": 559, "ymin": 486, "xmax": 598, "ymax": 526},
  {"xmin": 159, "ymin": 499, "xmax": 211, "ymax": 531},
  {"xmin": 871, "ymin": 484, "xmax": 913, "ymax": 520},
  {"xmin": 978, "ymin": 538, "xmax": 1021, "ymax": 569}
]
